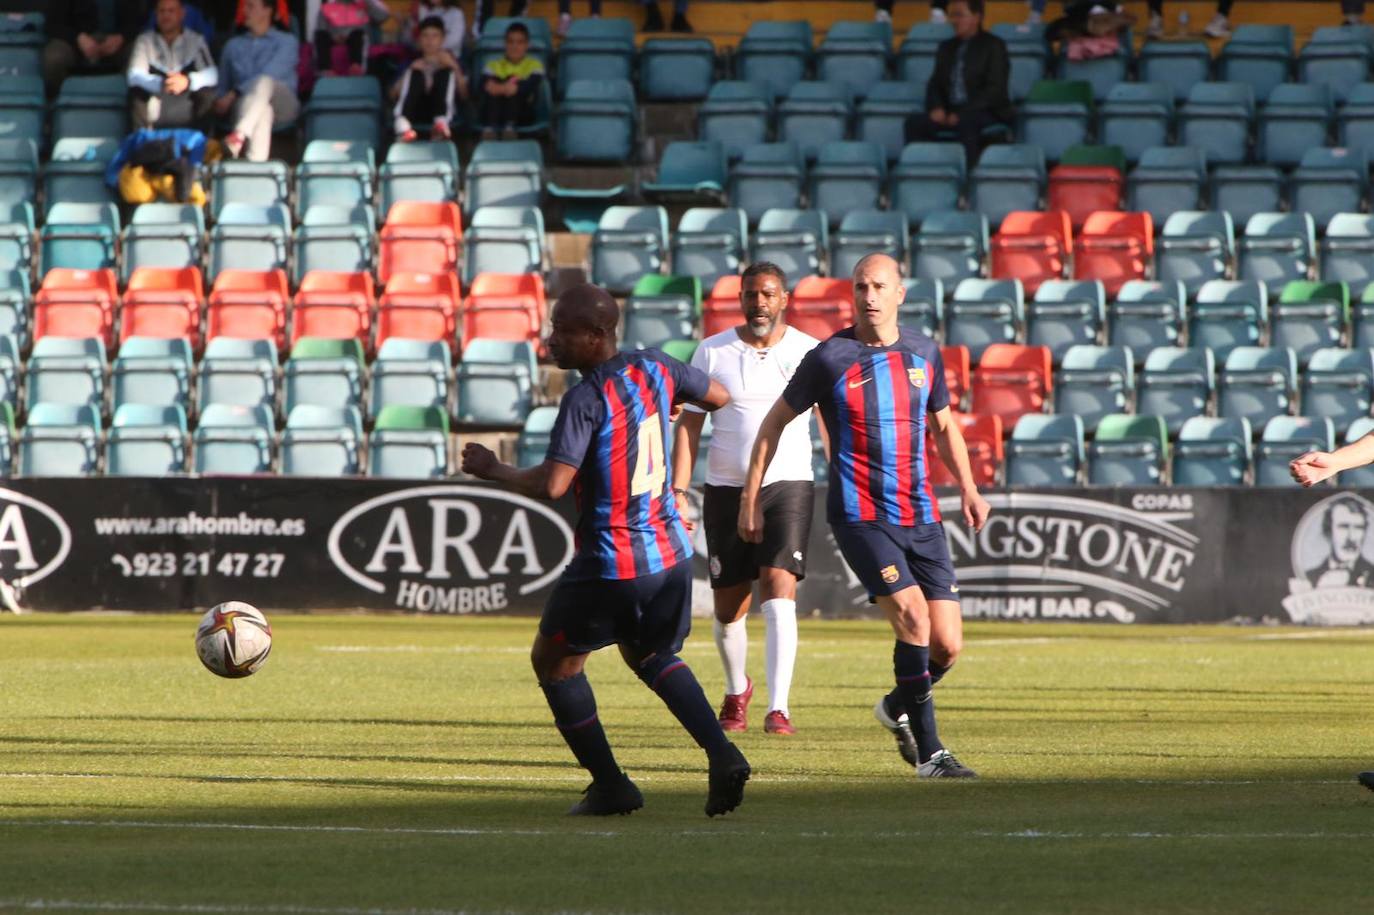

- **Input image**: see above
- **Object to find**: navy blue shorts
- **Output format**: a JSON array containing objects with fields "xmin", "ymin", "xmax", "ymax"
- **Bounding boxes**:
[
  {"xmin": 539, "ymin": 560, "xmax": 694, "ymax": 655},
  {"xmin": 832, "ymin": 520, "xmax": 960, "ymax": 603}
]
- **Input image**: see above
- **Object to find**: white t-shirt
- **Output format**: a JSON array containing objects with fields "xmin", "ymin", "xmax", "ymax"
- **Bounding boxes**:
[{"xmin": 684, "ymin": 326, "xmax": 820, "ymax": 487}]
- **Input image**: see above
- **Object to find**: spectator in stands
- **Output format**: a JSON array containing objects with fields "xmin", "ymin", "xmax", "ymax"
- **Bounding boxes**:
[
  {"xmin": 314, "ymin": 0, "xmax": 392, "ymax": 77},
  {"xmin": 1144, "ymin": 0, "xmax": 1232, "ymax": 38},
  {"xmin": 406, "ymin": 0, "xmax": 466, "ymax": 56},
  {"xmin": 642, "ymin": 0, "xmax": 691, "ymax": 33},
  {"xmin": 392, "ymin": 16, "xmax": 466, "ymax": 142},
  {"xmin": 478, "ymin": 21, "xmax": 543, "ymax": 140},
  {"xmin": 556, "ymin": 0, "xmax": 601, "ymax": 38},
  {"xmin": 215, "ymin": 0, "xmax": 300, "ymax": 161},
  {"xmin": 233, "ymin": 0, "xmax": 292, "ymax": 30},
  {"xmin": 882, "ymin": 0, "xmax": 1042, "ymax": 26},
  {"xmin": 1342, "ymin": 0, "xmax": 1367, "ymax": 25},
  {"xmin": 128, "ymin": 0, "xmax": 219, "ymax": 133},
  {"xmin": 903, "ymin": 0, "xmax": 1012, "ymax": 168},
  {"xmin": 6, "ymin": 0, "xmax": 142, "ymax": 96}
]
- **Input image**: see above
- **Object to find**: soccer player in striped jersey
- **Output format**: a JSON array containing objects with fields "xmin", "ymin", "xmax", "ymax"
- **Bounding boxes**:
[
  {"xmin": 738, "ymin": 253, "xmax": 991, "ymax": 778},
  {"xmin": 461, "ymin": 284, "xmax": 751, "ymax": 817},
  {"xmin": 1289, "ymin": 437, "xmax": 1374, "ymax": 793}
]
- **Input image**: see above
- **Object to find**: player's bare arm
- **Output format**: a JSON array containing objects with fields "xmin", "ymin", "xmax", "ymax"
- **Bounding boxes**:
[
  {"xmin": 460, "ymin": 445, "xmax": 578, "ymax": 501},
  {"xmin": 683, "ymin": 378, "xmax": 731, "ymax": 412},
  {"xmin": 928, "ymin": 407, "xmax": 991, "ymax": 532},
  {"xmin": 1290, "ymin": 431, "xmax": 1374, "ymax": 487},
  {"xmin": 738, "ymin": 397, "xmax": 800, "ymax": 543},
  {"xmin": 671, "ymin": 410, "xmax": 707, "ymax": 530}
]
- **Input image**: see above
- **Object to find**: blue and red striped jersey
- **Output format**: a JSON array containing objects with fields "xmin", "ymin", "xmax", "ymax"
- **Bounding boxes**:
[
  {"xmin": 546, "ymin": 349, "xmax": 710, "ymax": 580},
  {"xmin": 783, "ymin": 327, "xmax": 950, "ymax": 526}
]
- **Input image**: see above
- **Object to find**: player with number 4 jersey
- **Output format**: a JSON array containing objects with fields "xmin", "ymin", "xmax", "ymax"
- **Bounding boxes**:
[{"xmin": 461, "ymin": 284, "xmax": 751, "ymax": 819}]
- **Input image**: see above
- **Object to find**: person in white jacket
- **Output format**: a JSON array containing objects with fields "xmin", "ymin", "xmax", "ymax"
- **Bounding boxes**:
[{"xmin": 127, "ymin": 0, "xmax": 219, "ymax": 132}]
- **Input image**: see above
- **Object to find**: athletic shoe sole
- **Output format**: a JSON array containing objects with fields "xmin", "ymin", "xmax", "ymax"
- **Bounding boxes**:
[
  {"xmin": 1359, "ymin": 771, "xmax": 1374, "ymax": 792},
  {"xmin": 873, "ymin": 696, "xmax": 920, "ymax": 769},
  {"xmin": 705, "ymin": 746, "xmax": 751, "ymax": 817}
]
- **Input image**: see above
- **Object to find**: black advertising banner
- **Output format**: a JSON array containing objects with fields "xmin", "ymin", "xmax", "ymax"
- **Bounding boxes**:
[{"xmin": 0, "ymin": 479, "xmax": 1371, "ymax": 625}]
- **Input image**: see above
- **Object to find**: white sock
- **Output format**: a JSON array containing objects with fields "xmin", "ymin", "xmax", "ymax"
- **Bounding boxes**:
[
  {"xmin": 761, "ymin": 598, "xmax": 797, "ymax": 715},
  {"xmin": 713, "ymin": 617, "xmax": 749, "ymax": 696}
]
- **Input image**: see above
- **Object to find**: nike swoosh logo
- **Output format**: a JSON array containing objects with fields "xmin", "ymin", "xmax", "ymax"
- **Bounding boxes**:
[{"xmin": 847, "ymin": 377, "xmax": 871, "ymax": 389}]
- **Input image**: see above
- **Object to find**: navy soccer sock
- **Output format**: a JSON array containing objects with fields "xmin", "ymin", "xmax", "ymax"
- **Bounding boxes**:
[
  {"xmin": 541, "ymin": 673, "xmax": 621, "ymax": 782},
  {"xmin": 884, "ymin": 659, "xmax": 953, "ymax": 716},
  {"xmin": 928, "ymin": 659, "xmax": 952, "ymax": 685},
  {"xmin": 638, "ymin": 653, "xmax": 732, "ymax": 758},
  {"xmin": 893, "ymin": 641, "xmax": 944, "ymax": 763}
]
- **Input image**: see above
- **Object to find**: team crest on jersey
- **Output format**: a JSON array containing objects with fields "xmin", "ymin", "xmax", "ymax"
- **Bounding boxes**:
[
  {"xmin": 880, "ymin": 564, "xmax": 900, "ymax": 584},
  {"xmin": 908, "ymin": 367, "xmax": 926, "ymax": 388}
]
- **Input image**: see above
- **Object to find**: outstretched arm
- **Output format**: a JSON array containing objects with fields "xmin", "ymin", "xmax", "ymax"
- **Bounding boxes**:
[
  {"xmin": 1290, "ymin": 432, "xmax": 1374, "ymax": 487},
  {"xmin": 460, "ymin": 445, "xmax": 578, "ymax": 501},
  {"xmin": 929, "ymin": 407, "xmax": 991, "ymax": 532},
  {"xmin": 738, "ymin": 398, "xmax": 800, "ymax": 543}
]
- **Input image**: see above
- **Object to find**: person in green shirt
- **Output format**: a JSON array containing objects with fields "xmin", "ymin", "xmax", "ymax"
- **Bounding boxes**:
[{"xmin": 478, "ymin": 21, "xmax": 543, "ymax": 139}]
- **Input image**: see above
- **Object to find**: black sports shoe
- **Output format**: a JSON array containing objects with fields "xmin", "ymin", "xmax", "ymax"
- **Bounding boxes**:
[
  {"xmin": 670, "ymin": 12, "xmax": 693, "ymax": 32},
  {"xmin": 1359, "ymin": 771, "xmax": 1374, "ymax": 792},
  {"xmin": 873, "ymin": 695, "xmax": 919, "ymax": 768},
  {"xmin": 705, "ymin": 743, "xmax": 751, "ymax": 817},
  {"xmin": 918, "ymin": 749, "xmax": 978, "ymax": 779},
  {"xmin": 642, "ymin": 3, "xmax": 665, "ymax": 31},
  {"xmin": 567, "ymin": 772, "xmax": 644, "ymax": 816}
]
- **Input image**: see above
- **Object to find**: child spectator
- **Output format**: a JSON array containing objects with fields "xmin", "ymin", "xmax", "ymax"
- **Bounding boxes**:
[
  {"xmin": 478, "ymin": 21, "xmax": 543, "ymax": 139},
  {"xmin": 406, "ymin": 0, "xmax": 466, "ymax": 58},
  {"xmin": 393, "ymin": 16, "xmax": 467, "ymax": 141},
  {"xmin": 314, "ymin": 0, "xmax": 392, "ymax": 77}
]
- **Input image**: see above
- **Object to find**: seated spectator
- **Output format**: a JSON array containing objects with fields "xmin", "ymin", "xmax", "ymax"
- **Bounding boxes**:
[
  {"xmin": 139, "ymin": 0, "xmax": 215, "ymax": 43},
  {"xmin": 215, "ymin": 0, "xmax": 300, "ymax": 161},
  {"xmin": 314, "ymin": 0, "xmax": 392, "ymax": 77},
  {"xmin": 5, "ymin": 0, "xmax": 142, "ymax": 96},
  {"xmin": 477, "ymin": 21, "xmax": 543, "ymax": 140},
  {"xmin": 1046, "ymin": 1, "xmax": 1136, "ymax": 55},
  {"xmin": 903, "ymin": 0, "xmax": 1013, "ymax": 168},
  {"xmin": 393, "ymin": 16, "xmax": 466, "ymax": 141},
  {"xmin": 234, "ymin": 0, "xmax": 291, "ymax": 29},
  {"xmin": 406, "ymin": 0, "xmax": 466, "ymax": 57},
  {"xmin": 128, "ymin": 0, "xmax": 219, "ymax": 133}
]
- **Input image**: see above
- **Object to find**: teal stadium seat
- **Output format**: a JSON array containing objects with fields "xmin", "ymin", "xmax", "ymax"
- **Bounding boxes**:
[
  {"xmin": 735, "ymin": 21, "xmax": 812, "ymax": 101},
  {"xmin": 282, "ymin": 337, "xmax": 365, "ymax": 417},
  {"xmin": 456, "ymin": 339, "xmax": 536, "ymax": 426},
  {"xmin": 970, "ymin": 144, "xmax": 1046, "ymax": 231},
  {"xmin": 1219, "ymin": 25, "xmax": 1294, "ymax": 103},
  {"xmin": 43, "ymin": 138, "xmax": 119, "ymax": 216},
  {"xmin": 1321, "ymin": 213, "xmax": 1374, "ymax": 287},
  {"xmin": 1219, "ymin": 345, "xmax": 1297, "ymax": 432},
  {"xmin": 1210, "ymin": 163, "xmax": 1285, "ymax": 230},
  {"xmin": 1019, "ymin": 80, "xmax": 1093, "ymax": 163},
  {"xmin": 590, "ymin": 205, "xmax": 668, "ymax": 294},
  {"xmin": 1291, "ymin": 147, "xmax": 1367, "ymax": 230},
  {"xmin": 1336, "ymin": 82, "xmax": 1374, "ymax": 150},
  {"xmin": 193, "ymin": 403, "xmax": 275, "ymax": 474},
  {"xmin": 1137, "ymin": 346, "xmax": 1214, "ymax": 436},
  {"xmin": 463, "ymin": 206, "xmax": 545, "ymax": 284},
  {"xmin": 1299, "ymin": 25, "xmax": 1372, "ymax": 104},
  {"xmin": 639, "ymin": 37, "xmax": 716, "ymax": 102},
  {"xmin": 858, "ymin": 82, "xmax": 924, "ymax": 163},
  {"xmin": 831, "ymin": 210, "xmax": 909, "ymax": 279},
  {"xmin": 105, "ymin": 404, "xmax": 187, "ymax": 477},
  {"xmin": 990, "ymin": 22, "xmax": 1049, "ymax": 103},
  {"xmin": 778, "ymin": 81, "xmax": 853, "ymax": 163},
  {"xmin": 1258, "ymin": 83, "xmax": 1332, "ymax": 168},
  {"xmin": 898, "ymin": 278, "xmax": 943, "ymax": 337},
  {"xmin": 110, "ymin": 341, "xmax": 192, "ymax": 415},
  {"xmin": 672, "ymin": 208, "xmax": 746, "ymax": 288},
  {"xmin": 40, "ymin": 202, "xmax": 119, "ymax": 276},
  {"xmin": 912, "ymin": 210, "xmax": 988, "ymax": 288},
  {"xmin": 699, "ymin": 81, "xmax": 775, "ymax": 160},
  {"xmin": 728, "ymin": 141, "xmax": 804, "ymax": 225},
  {"xmin": 1156, "ymin": 210, "xmax": 1234, "ymax": 298},
  {"xmin": 369, "ymin": 339, "xmax": 450, "ymax": 423},
  {"xmin": 1127, "ymin": 146, "xmax": 1206, "ymax": 228},
  {"xmin": 808, "ymin": 141, "xmax": 886, "ymax": 227},
  {"xmin": 1301, "ymin": 346, "xmax": 1373, "ymax": 437},
  {"xmin": 1173, "ymin": 416, "xmax": 1253, "ymax": 486},
  {"xmin": 0, "ymin": 137, "xmax": 38, "ymax": 212},
  {"xmin": 946, "ymin": 278, "xmax": 1023, "ymax": 363},
  {"xmin": 381, "ymin": 141, "xmax": 458, "ymax": 212},
  {"xmin": 1097, "ymin": 82, "xmax": 1173, "ymax": 165},
  {"xmin": 556, "ymin": 17, "xmax": 635, "ymax": 98},
  {"xmin": 556, "ymin": 79, "xmax": 637, "ymax": 163},
  {"xmin": 1179, "ymin": 82, "xmax": 1254, "ymax": 167},
  {"xmin": 208, "ymin": 202, "xmax": 291, "ymax": 284},
  {"xmin": 208, "ymin": 160, "xmax": 289, "ymax": 222},
  {"xmin": 890, "ymin": 142, "xmax": 965, "ymax": 228},
  {"xmin": 1005, "ymin": 413, "xmax": 1084, "ymax": 486},
  {"xmin": 53, "ymin": 73, "xmax": 128, "ymax": 142},
  {"xmin": 643, "ymin": 140, "xmax": 727, "ymax": 203},
  {"xmin": 280, "ymin": 404, "xmax": 363, "ymax": 477},
  {"xmin": 197, "ymin": 338, "xmax": 277, "ymax": 415},
  {"xmin": 1109, "ymin": 280, "xmax": 1186, "ymax": 365},
  {"xmin": 465, "ymin": 140, "xmax": 543, "ymax": 214},
  {"xmin": 516, "ymin": 405, "xmax": 559, "ymax": 467},
  {"xmin": 1192, "ymin": 279, "xmax": 1267, "ymax": 362},
  {"xmin": 1138, "ymin": 40, "xmax": 1211, "ymax": 104},
  {"xmin": 750, "ymin": 208, "xmax": 826, "ymax": 283},
  {"xmin": 0, "ymin": 75, "xmax": 43, "ymax": 148},
  {"xmin": 1028, "ymin": 280, "xmax": 1105, "ymax": 364},
  {"xmin": 1272, "ymin": 281, "xmax": 1350, "ymax": 368},
  {"xmin": 1257, "ymin": 416, "xmax": 1335, "ymax": 485},
  {"xmin": 817, "ymin": 20, "xmax": 893, "ymax": 100},
  {"xmin": 304, "ymin": 75, "xmax": 381, "ymax": 147},
  {"xmin": 1238, "ymin": 212, "xmax": 1317, "ymax": 299},
  {"xmin": 1054, "ymin": 344, "xmax": 1133, "ymax": 434},
  {"xmin": 19, "ymin": 403, "xmax": 100, "ymax": 477}
]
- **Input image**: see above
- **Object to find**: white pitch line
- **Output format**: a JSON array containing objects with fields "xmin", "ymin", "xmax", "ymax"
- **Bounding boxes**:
[
  {"xmin": 314, "ymin": 646, "xmax": 528, "ymax": 654},
  {"xmin": 0, "ymin": 901, "xmax": 478, "ymax": 915}
]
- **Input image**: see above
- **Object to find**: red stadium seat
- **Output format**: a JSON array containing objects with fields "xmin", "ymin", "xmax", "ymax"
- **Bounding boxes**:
[
  {"xmin": 789, "ymin": 276, "xmax": 854, "ymax": 339},
  {"xmin": 34, "ymin": 268, "xmax": 119, "ymax": 348},
  {"xmin": 207, "ymin": 269, "xmax": 289, "ymax": 350},
  {"xmin": 377, "ymin": 272, "xmax": 461, "ymax": 355},
  {"xmin": 375, "ymin": 305, "xmax": 456, "ymax": 355},
  {"xmin": 126, "ymin": 265, "xmax": 204, "ymax": 301},
  {"xmin": 989, "ymin": 210, "xmax": 1072, "ymax": 296},
  {"xmin": 971, "ymin": 343, "xmax": 1053, "ymax": 431},
  {"xmin": 380, "ymin": 272, "xmax": 461, "ymax": 314},
  {"xmin": 702, "ymin": 274, "xmax": 743, "ymax": 336},
  {"xmin": 461, "ymin": 296, "xmax": 541, "ymax": 348},
  {"xmin": 941, "ymin": 344, "xmax": 970, "ymax": 411},
  {"xmin": 379, "ymin": 201, "xmax": 462, "ymax": 284},
  {"xmin": 36, "ymin": 268, "xmax": 119, "ymax": 310},
  {"xmin": 926, "ymin": 412, "xmax": 1004, "ymax": 487},
  {"xmin": 1074, "ymin": 211, "xmax": 1154, "ymax": 299},
  {"xmin": 468, "ymin": 272, "xmax": 547, "ymax": 324},
  {"xmin": 293, "ymin": 271, "xmax": 375, "ymax": 351},
  {"xmin": 1047, "ymin": 165, "xmax": 1123, "ymax": 232},
  {"xmin": 120, "ymin": 293, "xmax": 201, "ymax": 350}
]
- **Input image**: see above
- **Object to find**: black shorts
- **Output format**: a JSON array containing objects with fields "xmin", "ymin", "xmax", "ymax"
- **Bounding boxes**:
[
  {"xmin": 832, "ymin": 519, "xmax": 960, "ymax": 603},
  {"xmin": 539, "ymin": 561, "xmax": 694, "ymax": 656},
  {"xmin": 703, "ymin": 480, "xmax": 814, "ymax": 589}
]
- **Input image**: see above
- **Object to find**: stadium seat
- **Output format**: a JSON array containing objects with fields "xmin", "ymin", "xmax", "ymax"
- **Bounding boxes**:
[
  {"xmin": 729, "ymin": 141, "xmax": 805, "ymax": 225},
  {"xmin": 40, "ymin": 201, "xmax": 119, "ymax": 277},
  {"xmin": 970, "ymin": 341, "xmax": 1051, "ymax": 430},
  {"xmin": 120, "ymin": 202, "xmax": 202, "ymax": 283},
  {"xmin": 377, "ymin": 272, "xmax": 461, "ymax": 355},
  {"xmin": 0, "ymin": 76, "xmax": 43, "ymax": 151},
  {"xmin": 858, "ymin": 82, "xmax": 925, "ymax": 163},
  {"xmin": 1341, "ymin": 416, "xmax": 1374, "ymax": 485},
  {"xmin": 1273, "ymin": 281, "xmax": 1350, "ymax": 368},
  {"xmin": 672, "ymin": 208, "xmax": 747, "ymax": 288},
  {"xmin": 370, "ymin": 339, "xmax": 450, "ymax": 423},
  {"xmin": 699, "ymin": 82, "xmax": 774, "ymax": 162},
  {"xmin": 1219, "ymin": 26, "xmax": 1294, "ymax": 103},
  {"xmin": 1238, "ymin": 212, "xmax": 1317, "ymax": 298},
  {"xmin": 1108, "ymin": 280, "xmax": 1186, "ymax": 366},
  {"xmin": 193, "ymin": 403, "xmax": 274, "ymax": 474},
  {"xmin": 991, "ymin": 22, "xmax": 1049, "ymax": 102},
  {"xmin": 1355, "ymin": 282, "xmax": 1374, "ymax": 349},
  {"xmin": 926, "ymin": 412, "xmax": 1004, "ymax": 487},
  {"xmin": 1019, "ymin": 80, "xmax": 1094, "ymax": 162},
  {"xmin": 110, "ymin": 338, "xmax": 192, "ymax": 415},
  {"xmin": 1291, "ymin": 148, "xmax": 1367, "ymax": 230},
  {"xmin": 1097, "ymin": 82, "xmax": 1174, "ymax": 166},
  {"xmin": 749, "ymin": 208, "xmax": 826, "ymax": 289},
  {"xmin": 295, "ymin": 146, "xmax": 374, "ymax": 221},
  {"xmin": 735, "ymin": 21, "xmax": 812, "ymax": 100},
  {"xmin": 379, "ymin": 201, "xmax": 462, "ymax": 285},
  {"xmin": 703, "ymin": 274, "xmax": 744, "ymax": 336},
  {"xmin": 808, "ymin": 141, "xmax": 886, "ymax": 226},
  {"xmin": 1299, "ymin": 26, "xmax": 1372, "ymax": 104},
  {"xmin": 1127, "ymin": 146, "xmax": 1206, "ymax": 229},
  {"xmin": 207, "ymin": 269, "xmax": 289, "ymax": 352},
  {"xmin": 293, "ymin": 207, "xmax": 373, "ymax": 286},
  {"xmin": 465, "ymin": 141, "xmax": 543, "ymax": 214},
  {"xmin": 1172, "ymin": 416, "xmax": 1252, "ymax": 486},
  {"xmin": 0, "ymin": 273, "xmax": 26, "ymax": 352},
  {"xmin": 52, "ymin": 74, "xmax": 127, "ymax": 141},
  {"xmin": 555, "ymin": 16, "xmax": 635, "ymax": 97},
  {"xmin": 1055, "ymin": 344, "xmax": 1133, "ymax": 434},
  {"xmin": 463, "ymin": 274, "xmax": 542, "ymax": 350},
  {"xmin": 516, "ymin": 404, "xmax": 561, "ymax": 467},
  {"xmin": 25, "ymin": 343, "xmax": 103, "ymax": 416},
  {"xmin": 1301, "ymin": 346, "xmax": 1372, "ymax": 438},
  {"xmin": 1005, "ymin": 413, "xmax": 1084, "ymax": 486},
  {"xmin": 1137, "ymin": 40, "xmax": 1211, "ymax": 104},
  {"xmin": 0, "ymin": 201, "xmax": 34, "ymax": 279},
  {"xmin": 831, "ymin": 210, "xmax": 908, "ymax": 279},
  {"xmin": 1256, "ymin": 416, "xmax": 1336, "ymax": 486},
  {"xmin": 947, "ymin": 278, "xmax": 1021, "ymax": 363},
  {"xmin": 989, "ymin": 210, "xmax": 1071, "ymax": 296},
  {"xmin": 1209, "ymin": 164, "xmax": 1286, "ymax": 231},
  {"xmin": 33, "ymin": 267, "xmax": 118, "ymax": 350},
  {"xmin": 105, "ymin": 403, "xmax": 187, "ymax": 477},
  {"xmin": 556, "ymin": 79, "xmax": 637, "ymax": 163},
  {"xmin": 1073, "ymin": 211, "xmax": 1153, "ymax": 298},
  {"xmin": 1258, "ymin": 84, "xmax": 1332, "ymax": 169},
  {"xmin": 455, "ymin": 339, "xmax": 536, "ymax": 426},
  {"xmin": 970, "ymin": 145, "xmax": 1046, "ymax": 231},
  {"xmin": 1178, "ymin": 82, "xmax": 1254, "ymax": 166},
  {"xmin": 207, "ymin": 202, "xmax": 290, "ymax": 285},
  {"xmin": 468, "ymin": 271, "xmax": 547, "ymax": 324},
  {"xmin": 1189, "ymin": 280, "xmax": 1266, "ymax": 364},
  {"xmin": 1047, "ymin": 145, "xmax": 1125, "ymax": 232},
  {"xmin": 380, "ymin": 141, "xmax": 459, "ymax": 213},
  {"xmin": 303, "ymin": 75, "xmax": 382, "ymax": 148},
  {"xmin": 1322, "ymin": 213, "xmax": 1374, "ymax": 287},
  {"xmin": 19, "ymin": 402, "xmax": 100, "ymax": 477},
  {"xmin": 778, "ymin": 81, "xmax": 853, "ymax": 163},
  {"xmin": 0, "ymin": 136, "xmax": 36, "ymax": 210},
  {"xmin": 639, "ymin": 37, "xmax": 716, "ymax": 102},
  {"xmin": 283, "ymin": 337, "xmax": 366, "ymax": 417},
  {"xmin": 1337, "ymin": 82, "xmax": 1374, "ymax": 151},
  {"xmin": 0, "ymin": 333, "xmax": 18, "ymax": 412},
  {"xmin": 896, "ymin": 21, "xmax": 952, "ymax": 88},
  {"xmin": 1219, "ymin": 345, "xmax": 1298, "ymax": 432},
  {"xmin": 1028, "ymin": 280, "xmax": 1106, "ymax": 364},
  {"xmin": 590, "ymin": 205, "xmax": 668, "ymax": 294},
  {"xmin": 623, "ymin": 288, "xmax": 697, "ymax": 351},
  {"xmin": 913, "ymin": 211, "xmax": 988, "ymax": 288},
  {"xmin": 197, "ymin": 338, "xmax": 276, "ymax": 415},
  {"xmin": 942, "ymin": 343, "xmax": 970, "ymax": 409},
  {"xmin": 281, "ymin": 404, "xmax": 363, "ymax": 477},
  {"xmin": 463, "ymin": 206, "xmax": 545, "ymax": 284},
  {"xmin": 899, "ymin": 278, "xmax": 944, "ymax": 338},
  {"xmin": 43, "ymin": 137, "xmax": 119, "ymax": 216},
  {"xmin": 1137, "ymin": 346, "xmax": 1215, "ymax": 437},
  {"xmin": 1058, "ymin": 25, "xmax": 1129, "ymax": 101},
  {"xmin": 789, "ymin": 276, "xmax": 854, "ymax": 340},
  {"xmin": 817, "ymin": 20, "xmax": 892, "ymax": 100},
  {"xmin": 643, "ymin": 141, "xmax": 727, "ymax": 204},
  {"xmin": 208, "ymin": 161, "xmax": 290, "ymax": 222},
  {"xmin": 889, "ymin": 143, "xmax": 965, "ymax": 228},
  {"xmin": 121, "ymin": 265, "xmax": 204, "ymax": 352},
  {"xmin": 1088, "ymin": 413, "xmax": 1168, "ymax": 485},
  {"xmin": 1156, "ymin": 211, "xmax": 1235, "ymax": 298}
]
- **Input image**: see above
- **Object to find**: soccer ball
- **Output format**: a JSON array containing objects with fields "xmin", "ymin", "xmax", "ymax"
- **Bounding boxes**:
[{"xmin": 194, "ymin": 601, "xmax": 272, "ymax": 678}]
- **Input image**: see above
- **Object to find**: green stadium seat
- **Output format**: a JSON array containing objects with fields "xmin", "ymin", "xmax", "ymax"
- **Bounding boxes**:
[{"xmin": 1088, "ymin": 413, "xmax": 1168, "ymax": 486}]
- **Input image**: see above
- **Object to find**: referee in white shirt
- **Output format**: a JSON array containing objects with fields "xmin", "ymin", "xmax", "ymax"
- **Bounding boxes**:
[{"xmin": 672, "ymin": 262, "xmax": 823, "ymax": 736}]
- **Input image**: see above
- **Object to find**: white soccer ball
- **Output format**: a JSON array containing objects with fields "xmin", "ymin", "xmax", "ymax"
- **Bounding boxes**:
[{"xmin": 194, "ymin": 601, "xmax": 273, "ymax": 678}]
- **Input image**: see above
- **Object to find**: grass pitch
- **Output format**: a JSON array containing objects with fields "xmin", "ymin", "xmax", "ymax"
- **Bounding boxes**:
[{"xmin": 1, "ymin": 614, "xmax": 1373, "ymax": 915}]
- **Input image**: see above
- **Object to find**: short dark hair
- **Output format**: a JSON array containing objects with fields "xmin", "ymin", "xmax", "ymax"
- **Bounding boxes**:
[
  {"xmin": 951, "ymin": 0, "xmax": 984, "ymax": 16},
  {"xmin": 418, "ymin": 14, "xmax": 446, "ymax": 34},
  {"xmin": 742, "ymin": 261, "xmax": 788, "ymax": 289},
  {"xmin": 505, "ymin": 22, "xmax": 530, "ymax": 39}
]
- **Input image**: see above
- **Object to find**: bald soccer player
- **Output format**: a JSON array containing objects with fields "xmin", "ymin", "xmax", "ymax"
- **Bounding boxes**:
[
  {"xmin": 738, "ymin": 254, "xmax": 991, "ymax": 777},
  {"xmin": 462, "ymin": 284, "xmax": 752, "ymax": 817}
]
